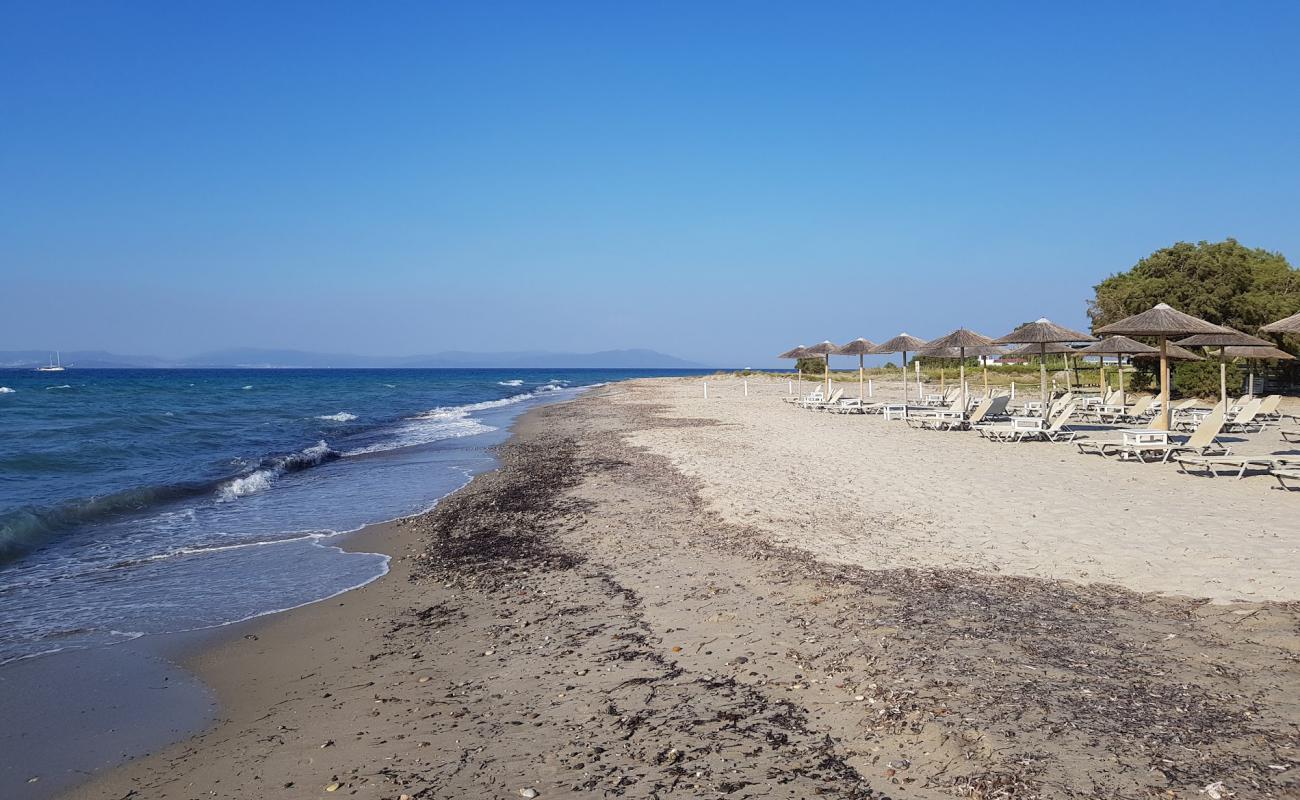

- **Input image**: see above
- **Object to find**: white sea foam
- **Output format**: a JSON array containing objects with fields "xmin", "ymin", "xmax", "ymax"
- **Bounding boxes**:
[
  {"xmin": 0, "ymin": 387, "xmax": 14, "ymax": 394},
  {"xmin": 218, "ymin": 470, "xmax": 274, "ymax": 501},
  {"xmin": 498, "ymin": 379, "xmax": 524, "ymax": 387},
  {"xmin": 317, "ymin": 412, "xmax": 358, "ymax": 422},
  {"xmin": 46, "ymin": 384, "xmax": 71, "ymax": 390},
  {"xmin": 339, "ymin": 393, "xmax": 549, "ymax": 457},
  {"xmin": 242, "ymin": 385, "xmax": 253, "ymax": 390},
  {"xmin": 216, "ymin": 441, "xmax": 339, "ymax": 501}
]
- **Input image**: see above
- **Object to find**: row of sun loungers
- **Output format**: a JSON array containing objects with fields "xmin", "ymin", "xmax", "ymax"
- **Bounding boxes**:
[{"xmin": 786, "ymin": 385, "xmax": 1298, "ymax": 488}]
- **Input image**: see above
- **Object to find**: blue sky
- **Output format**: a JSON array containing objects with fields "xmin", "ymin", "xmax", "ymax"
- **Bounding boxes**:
[{"xmin": 3, "ymin": 1, "xmax": 1298, "ymax": 366}]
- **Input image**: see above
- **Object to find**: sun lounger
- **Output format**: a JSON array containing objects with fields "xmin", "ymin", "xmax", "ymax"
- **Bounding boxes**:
[
  {"xmin": 1108, "ymin": 395, "xmax": 1154, "ymax": 425},
  {"xmin": 1077, "ymin": 408, "xmax": 1230, "ymax": 463},
  {"xmin": 1257, "ymin": 395, "xmax": 1283, "ymax": 421},
  {"xmin": 1282, "ymin": 429, "xmax": 1300, "ymax": 443},
  {"xmin": 1222, "ymin": 398, "xmax": 1265, "ymax": 433},
  {"xmin": 1173, "ymin": 454, "xmax": 1293, "ymax": 479},
  {"xmin": 1273, "ymin": 465, "xmax": 1300, "ymax": 490},
  {"xmin": 976, "ymin": 416, "xmax": 1045, "ymax": 442},
  {"xmin": 808, "ymin": 388, "xmax": 845, "ymax": 410}
]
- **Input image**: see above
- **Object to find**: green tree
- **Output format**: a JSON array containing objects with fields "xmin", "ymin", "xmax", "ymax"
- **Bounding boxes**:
[
  {"xmin": 795, "ymin": 356, "xmax": 825, "ymax": 374},
  {"xmin": 1088, "ymin": 239, "xmax": 1300, "ymax": 335}
]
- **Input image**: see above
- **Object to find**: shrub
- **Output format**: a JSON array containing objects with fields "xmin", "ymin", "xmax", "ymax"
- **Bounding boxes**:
[
  {"xmin": 796, "ymin": 357, "xmax": 825, "ymax": 374},
  {"xmin": 1173, "ymin": 360, "xmax": 1241, "ymax": 399}
]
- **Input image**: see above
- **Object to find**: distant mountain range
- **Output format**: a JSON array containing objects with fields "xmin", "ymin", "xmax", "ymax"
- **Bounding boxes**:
[{"xmin": 0, "ymin": 348, "xmax": 708, "ymax": 369}]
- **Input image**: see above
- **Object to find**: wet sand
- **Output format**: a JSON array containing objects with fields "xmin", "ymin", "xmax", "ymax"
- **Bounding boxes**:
[{"xmin": 62, "ymin": 379, "xmax": 1300, "ymax": 799}]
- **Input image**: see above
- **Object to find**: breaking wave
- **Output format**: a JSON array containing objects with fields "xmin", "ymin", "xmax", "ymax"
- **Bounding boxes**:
[
  {"xmin": 316, "ymin": 412, "xmax": 358, "ymax": 422},
  {"xmin": 216, "ymin": 441, "xmax": 340, "ymax": 502}
]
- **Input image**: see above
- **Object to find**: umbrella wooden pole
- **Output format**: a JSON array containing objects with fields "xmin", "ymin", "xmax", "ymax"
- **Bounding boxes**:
[
  {"xmin": 1156, "ymin": 337, "xmax": 1170, "ymax": 430},
  {"xmin": 1039, "ymin": 343, "xmax": 1048, "ymax": 406},
  {"xmin": 983, "ymin": 362, "xmax": 989, "ymax": 397},
  {"xmin": 959, "ymin": 348, "xmax": 967, "ymax": 412},
  {"xmin": 859, "ymin": 354, "xmax": 865, "ymax": 400},
  {"xmin": 902, "ymin": 350, "xmax": 909, "ymax": 404},
  {"xmin": 824, "ymin": 354, "xmax": 831, "ymax": 399},
  {"xmin": 797, "ymin": 368, "xmax": 802, "ymax": 400},
  {"xmin": 940, "ymin": 365, "xmax": 945, "ymax": 393},
  {"xmin": 1118, "ymin": 359, "xmax": 1126, "ymax": 408},
  {"xmin": 1249, "ymin": 364, "xmax": 1255, "ymax": 396},
  {"xmin": 1219, "ymin": 347, "xmax": 1228, "ymax": 409}
]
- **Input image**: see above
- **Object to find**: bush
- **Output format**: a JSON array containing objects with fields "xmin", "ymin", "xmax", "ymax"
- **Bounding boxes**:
[
  {"xmin": 796, "ymin": 357, "xmax": 825, "ymax": 374},
  {"xmin": 1124, "ymin": 367, "xmax": 1156, "ymax": 393},
  {"xmin": 1173, "ymin": 360, "xmax": 1241, "ymax": 399}
]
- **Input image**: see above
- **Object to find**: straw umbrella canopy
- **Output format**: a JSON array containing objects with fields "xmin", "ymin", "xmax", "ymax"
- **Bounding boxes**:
[
  {"xmin": 921, "ymin": 344, "xmax": 1006, "ymax": 398},
  {"xmin": 1223, "ymin": 345, "xmax": 1295, "ymax": 396},
  {"xmin": 802, "ymin": 341, "xmax": 839, "ymax": 398},
  {"xmin": 777, "ymin": 345, "xmax": 809, "ymax": 396},
  {"xmin": 994, "ymin": 318, "xmax": 1095, "ymax": 406},
  {"xmin": 1076, "ymin": 336, "xmax": 1158, "ymax": 407},
  {"xmin": 1175, "ymin": 327, "xmax": 1274, "ymax": 409},
  {"xmin": 924, "ymin": 328, "xmax": 993, "ymax": 412},
  {"xmin": 870, "ymin": 333, "xmax": 929, "ymax": 405},
  {"xmin": 1261, "ymin": 310, "xmax": 1300, "ymax": 335},
  {"xmin": 835, "ymin": 338, "xmax": 877, "ymax": 400},
  {"xmin": 1096, "ymin": 303, "xmax": 1229, "ymax": 430}
]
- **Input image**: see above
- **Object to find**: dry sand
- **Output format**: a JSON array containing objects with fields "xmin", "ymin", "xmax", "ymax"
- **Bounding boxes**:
[
  {"xmin": 64, "ymin": 379, "xmax": 1300, "ymax": 799},
  {"xmin": 630, "ymin": 376, "xmax": 1300, "ymax": 603}
]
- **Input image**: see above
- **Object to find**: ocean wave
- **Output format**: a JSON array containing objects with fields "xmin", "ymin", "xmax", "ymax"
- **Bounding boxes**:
[
  {"xmin": 216, "ymin": 441, "xmax": 340, "ymax": 502},
  {"xmin": 316, "ymin": 411, "xmax": 358, "ymax": 422},
  {"xmin": 46, "ymin": 384, "xmax": 71, "ymax": 390},
  {"xmin": 242, "ymin": 385, "xmax": 253, "ymax": 390},
  {"xmin": 340, "ymin": 393, "xmax": 551, "ymax": 456},
  {"xmin": 498, "ymin": 379, "xmax": 524, "ymax": 387},
  {"xmin": 0, "ymin": 441, "xmax": 343, "ymax": 563},
  {"xmin": 0, "ymin": 387, "xmax": 14, "ymax": 394},
  {"xmin": 0, "ymin": 482, "xmax": 215, "ymax": 565}
]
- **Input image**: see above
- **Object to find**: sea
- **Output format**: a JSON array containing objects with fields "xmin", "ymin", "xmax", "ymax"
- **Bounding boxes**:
[{"xmin": 0, "ymin": 368, "xmax": 706, "ymax": 665}]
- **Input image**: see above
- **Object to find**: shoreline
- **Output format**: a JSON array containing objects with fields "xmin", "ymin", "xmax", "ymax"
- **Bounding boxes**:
[{"xmin": 55, "ymin": 379, "xmax": 1300, "ymax": 798}]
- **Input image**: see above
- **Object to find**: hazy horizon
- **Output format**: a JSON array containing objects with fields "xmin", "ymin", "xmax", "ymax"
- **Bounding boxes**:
[{"xmin": 4, "ymin": 2, "xmax": 1299, "ymax": 367}]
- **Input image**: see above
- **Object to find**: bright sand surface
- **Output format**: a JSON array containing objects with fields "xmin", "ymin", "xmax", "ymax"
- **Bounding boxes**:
[{"xmin": 623, "ymin": 376, "xmax": 1300, "ymax": 603}]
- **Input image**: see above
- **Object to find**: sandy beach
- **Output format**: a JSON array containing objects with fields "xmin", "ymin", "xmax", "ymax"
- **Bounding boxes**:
[{"xmin": 64, "ymin": 378, "xmax": 1300, "ymax": 799}]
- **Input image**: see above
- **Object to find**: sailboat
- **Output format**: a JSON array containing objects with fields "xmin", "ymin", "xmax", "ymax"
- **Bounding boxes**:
[{"xmin": 36, "ymin": 352, "xmax": 66, "ymax": 372}]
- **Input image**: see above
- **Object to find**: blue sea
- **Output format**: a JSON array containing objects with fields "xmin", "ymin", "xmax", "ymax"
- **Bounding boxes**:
[{"xmin": 0, "ymin": 368, "xmax": 704, "ymax": 664}]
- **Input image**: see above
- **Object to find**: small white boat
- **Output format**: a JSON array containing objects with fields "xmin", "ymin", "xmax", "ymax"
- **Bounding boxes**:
[{"xmin": 36, "ymin": 352, "xmax": 66, "ymax": 372}]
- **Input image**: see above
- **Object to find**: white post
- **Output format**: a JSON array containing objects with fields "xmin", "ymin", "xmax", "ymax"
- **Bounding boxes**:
[
  {"xmin": 788, "ymin": 379, "xmax": 793, "ymax": 395},
  {"xmin": 703, "ymin": 381, "xmax": 708, "ymax": 399},
  {"xmin": 1011, "ymin": 381, "xmax": 1016, "ymax": 400},
  {"xmin": 868, "ymin": 378, "xmax": 874, "ymax": 397},
  {"xmin": 743, "ymin": 380, "xmax": 749, "ymax": 396}
]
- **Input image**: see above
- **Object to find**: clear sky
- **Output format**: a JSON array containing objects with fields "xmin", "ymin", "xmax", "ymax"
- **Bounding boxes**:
[{"xmin": 3, "ymin": 1, "xmax": 1298, "ymax": 367}]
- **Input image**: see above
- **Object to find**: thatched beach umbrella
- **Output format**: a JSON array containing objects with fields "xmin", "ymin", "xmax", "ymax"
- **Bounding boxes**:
[
  {"xmin": 802, "ymin": 341, "xmax": 839, "ymax": 399},
  {"xmin": 835, "ymin": 338, "xmax": 877, "ymax": 400},
  {"xmin": 1097, "ymin": 304, "xmax": 1228, "ymax": 430},
  {"xmin": 1076, "ymin": 336, "xmax": 1158, "ymax": 408},
  {"xmin": 1261, "ymin": 311, "xmax": 1300, "ymax": 335},
  {"xmin": 995, "ymin": 318, "xmax": 1095, "ymax": 407},
  {"xmin": 924, "ymin": 328, "xmax": 994, "ymax": 413},
  {"xmin": 777, "ymin": 345, "xmax": 809, "ymax": 396},
  {"xmin": 870, "ymin": 333, "xmax": 929, "ymax": 406},
  {"xmin": 1223, "ymin": 345, "xmax": 1295, "ymax": 395},
  {"xmin": 1176, "ymin": 327, "xmax": 1274, "ymax": 409}
]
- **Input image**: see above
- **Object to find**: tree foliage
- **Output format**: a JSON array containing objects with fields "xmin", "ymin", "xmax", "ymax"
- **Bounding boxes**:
[
  {"xmin": 795, "ymin": 356, "xmax": 825, "ymax": 374},
  {"xmin": 1173, "ymin": 359, "xmax": 1244, "ymax": 400},
  {"xmin": 1088, "ymin": 239, "xmax": 1300, "ymax": 335}
]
